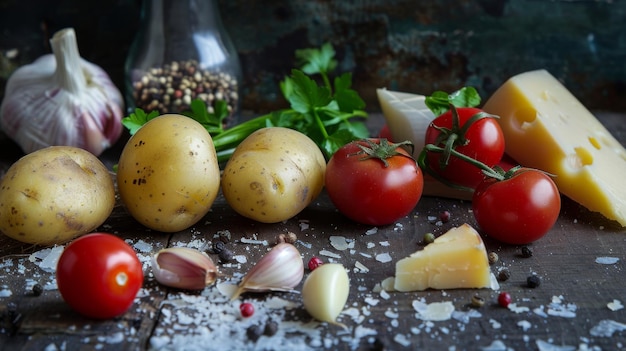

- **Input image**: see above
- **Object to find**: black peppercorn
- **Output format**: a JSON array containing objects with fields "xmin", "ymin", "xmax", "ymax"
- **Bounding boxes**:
[
  {"xmin": 521, "ymin": 246, "xmax": 533, "ymax": 258},
  {"xmin": 246, "ymin": 324, "xmax": 263, "ymax": 342},
  {"xmin": 263, "ymin": 320, "xmax": 279, "ymax": 336},
  {"xmin": 212, "ymin": 241, "xmax": 225, "ymax": 254},
  {"xmin": 527, "ymin": 275, "xmax": 541, "ymax": 288},
  {"xmin": 218, "ymin": 248, "xmax": 234, "ymax": 263},
  {"xmin": 497, "ymin": 268, "xmax": 511, "ymax": 282},
  {"xmin": 31, "ymin": 283, "xmax": 43, "ymax": 296}
]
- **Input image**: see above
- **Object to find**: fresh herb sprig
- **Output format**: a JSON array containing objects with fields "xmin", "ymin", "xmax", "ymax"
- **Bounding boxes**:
[
  {"xmin": 121, "ymin": 43, "xmax": 369, "ymax": 164},
  {"xmin": 425, "ymin": 86, "xmax": 481, "ymax": 116}
]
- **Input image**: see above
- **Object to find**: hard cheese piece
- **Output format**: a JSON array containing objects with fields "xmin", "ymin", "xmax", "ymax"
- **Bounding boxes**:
[
  {"xmin": 394, "ymin": 223, "xmax": 491, "ymax": 292},
  {"xmin": 483, "ymin": 69, "xmax": 626, "ymax": 226},
  {"xmin": 376, "ymin": 88, "xmax": 434, "ymax": 158},
  {"xmin": 377, "ymin": 88, "xmax": 472, "ymax": 200}
]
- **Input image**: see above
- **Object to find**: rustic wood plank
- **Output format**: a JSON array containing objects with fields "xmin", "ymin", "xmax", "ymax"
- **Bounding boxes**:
[{"xmin": 1, "ymin": 113, "xmax": 625, "ymax": 350}]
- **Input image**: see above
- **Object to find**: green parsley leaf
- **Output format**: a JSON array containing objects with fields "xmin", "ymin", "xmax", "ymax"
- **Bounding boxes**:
[
  {"xmin": 425, "ymin": 87, "xmax": 481, "ymax": 116},
  {"xmin": 122, "ymin": 108, "xmax": 160, "ymax": 135},
  {"xmin": 296, "ymin": 42, "xmax": 338, "ymax": 76},
  {"xmin": 286, "ymin": 69, "xmax": 332, "ymax": 113}
]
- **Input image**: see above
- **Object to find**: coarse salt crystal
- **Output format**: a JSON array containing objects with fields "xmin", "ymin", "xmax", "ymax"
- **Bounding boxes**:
[
  {"xmin": 595, "ymin": 256, "xmax": 619, "ymax": 265},
  {"xmin": 412, "ymin": 300, "xmax": 454, "ymax": 321},
  {"xmin": 607, "ymin": 299, "xmax": 624, "ymax": 311},
  {"xmin": 319, "ymin": 249, "xmax": 341, "ymax": 259},
  {"xmin": 375, "ymin": 252, "xmax": 392, "ymax": 263},
  {"xmin": 393, "ymin": 333, "xmax": 411, "ymax": 347},
  {"xmin": 517, "ymin": 320, "xmax": 532, "ymax": 332},
  {"xmin": 365, "ymin": 227, "xmax": 378, "ymax": 235}
]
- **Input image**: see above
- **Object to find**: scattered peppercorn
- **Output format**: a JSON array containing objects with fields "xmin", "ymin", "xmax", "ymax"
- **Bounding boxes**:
[
  {"xmin": 308, "ymin": 256, "xmax": 324, "ymax": 271},
  {"xmin": 439, "ymin": 210, "xmax": 451, "ymax": 223},
  {"xmin": 488, "ymin": 252, "xmax": 499, "ymax": 265},
  {"xmin": 497, "ymin": 268, "xmax": 511, "ymax": 282},
  {"xmin": 246, "ymin": 324, "xmax": 263, "ymax": 342},
  {"xmin": 218, "ymin": 248, "xmax": 235, "ymax": 263},
  {"xmin": 31, "ymin": 283, "xmax": 43, "ymax": 296},
  {"xmin": 240, "ymin": 302, "xmax": 255, "ymax": 318},
  {"xmin": 471, "ymin": 294, "xmax": 485, "ymax": 308},
  {"xmin": 263, "ymin": 320, "xmax": 279, "ymax": 336},
  {"xmin": 498, "ymin": 292, "xmax": 512, "ymax": 308},
  {"xmin": 527, "ymin": 275, "xmax": 541, "ymax": 288},
  {"xmin": 212, "ymin": 240, "xmax": 226, "ymax": 254},
  {"xmin": 521, "ymin": 246, "xmax": 533, "ymax": 258},
  {"xmin": 424, "ymin": 232, "xmax": 435, "ymax": 244}
]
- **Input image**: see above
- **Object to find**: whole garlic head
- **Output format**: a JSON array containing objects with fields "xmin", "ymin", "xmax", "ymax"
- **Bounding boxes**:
[{"xmin": 0, "ymin": 28, "xmax": 123, "ymax": 156}]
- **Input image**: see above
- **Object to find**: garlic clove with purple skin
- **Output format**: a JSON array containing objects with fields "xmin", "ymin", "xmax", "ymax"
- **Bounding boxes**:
[
  {"xmin": 230, "ymin": 243, "xmax": 304, "ymax": 300},
  {"xmin": 152, "ymin": 247, "xmax": 218, "ymax": 290}
]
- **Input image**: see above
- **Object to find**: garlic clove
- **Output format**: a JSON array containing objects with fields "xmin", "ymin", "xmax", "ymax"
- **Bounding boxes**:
[
  {"xmin": 152, "ymin": 247, "xmax": 217, "ymax": 290},
  {"xmin": 301, "ymin": 263, "xmax": 350, "ymax": 328},
  {"xmin": 231, "ymin": 243, "xmax": 304, "ymax": 300}
]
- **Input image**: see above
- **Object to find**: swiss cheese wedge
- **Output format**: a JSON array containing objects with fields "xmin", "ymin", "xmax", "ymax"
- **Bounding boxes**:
[
  {"xmin": 483, "ymin": 70, "xmax": 626, "ymax": 226},
  {"xmin": 394, "ymin": 223, "xmax": 492, "ymax": 292}
]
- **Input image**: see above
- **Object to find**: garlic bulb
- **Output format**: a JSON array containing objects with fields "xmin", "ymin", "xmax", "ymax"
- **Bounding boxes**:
[
  {"xmin": 301, "ymin": 263, "xmax": 350, "ymax": 328},
  {"xmin": 231, "ymin": 243, "xmax": 304, "ymax": 300},
  {"xmin": 152, "ymin": 247, "xmax": 218, "ymax": 290},
  {"xmin": 0, "ymin": 28, "xmax": 123, "ymax": 156}
]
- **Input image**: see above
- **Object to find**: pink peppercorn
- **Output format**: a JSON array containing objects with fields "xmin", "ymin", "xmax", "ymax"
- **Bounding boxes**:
[
  {"xmin": 498, "ymin": 292, "xmax": 512, "ymax": 308},
  {"xmin": 240, "ymin": 302, "xmax": 254, "ymax": 318},
  {"xmin": 307, "ymin": 256, "xmax": 324, "ymax": 271}
]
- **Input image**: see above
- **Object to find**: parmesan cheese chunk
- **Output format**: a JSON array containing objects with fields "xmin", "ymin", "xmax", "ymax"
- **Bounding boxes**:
[
  {"xmin": 394, "ymin": 224, "xmax": 492, "ymax": 292},
  {"xmin": 483, "ymin": 70, "xmax": 626, "ymax": 226}
]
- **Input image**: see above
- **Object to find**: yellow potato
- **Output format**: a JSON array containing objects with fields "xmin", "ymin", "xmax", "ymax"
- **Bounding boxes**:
[
  {"xmin": 221, "ymin": 127, "xmax": 326, "ymax": 223},
  {"xmin": 117, "ymin": 114, "xmax": 220, "ymax": 232},
  {"xmin": 0, "ymin": 146, "xmax": 115, "ymax": 245}
]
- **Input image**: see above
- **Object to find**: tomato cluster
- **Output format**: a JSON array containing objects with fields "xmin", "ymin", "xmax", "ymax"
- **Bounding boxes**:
[{"xmin": 419, "ymin": 106, "xmax": 561, "ymax": 244}]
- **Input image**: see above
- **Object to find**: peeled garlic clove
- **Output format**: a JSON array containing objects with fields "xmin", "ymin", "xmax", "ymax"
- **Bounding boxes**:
[
  {"xmin": 301, "ymin": 263, "xmax": 350, "ymax": 328},
  {"xmin": 152, "ymin": 247, "xmax": 217, "ymax": 290},
  {"xmin": 231, "ymin": 243, "xmax": 304, "ymax": 300}
]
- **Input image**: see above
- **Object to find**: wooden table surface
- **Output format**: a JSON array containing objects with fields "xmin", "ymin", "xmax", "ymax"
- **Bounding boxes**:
[{"xmin": 1, "ymin": 113, "xmax": 625, "ymax": 351}]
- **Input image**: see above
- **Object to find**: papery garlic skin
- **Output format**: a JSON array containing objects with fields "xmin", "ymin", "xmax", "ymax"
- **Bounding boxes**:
[
  {"xmin": 231, "ymin": 243, "xmax": 304, "ymax": 300},
  {"xmin": 0, "ymin": 28, "xmax": 123, "ymax": 156},
  {"xmin": 152, "ymin": 247, "xmax": 217, "ymax": 290}
]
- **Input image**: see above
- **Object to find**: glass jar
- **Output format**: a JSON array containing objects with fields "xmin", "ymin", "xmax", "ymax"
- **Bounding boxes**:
[{"xmin": 125, "ymin": 0, "xmax": 241, "ymax": 125}]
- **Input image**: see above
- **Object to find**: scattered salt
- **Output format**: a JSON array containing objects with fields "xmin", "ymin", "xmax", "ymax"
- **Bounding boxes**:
[
  {"xmin": 607, "ymin": 299, "xmax": 624, "ymax": 311},
  {"xmin": 319, "ymin": 249, "xmax": 341, "ymax": 259},
  {"xmin": 375, "ymin": 252, "xmax": 392, "ymax": 263},
  {"xmin": 354, "ymin": 261, "xmax": 369, "ymax": 273},
  {"xmin": 480, "ymin": 340, "xmax": 512, "ymax": 351},
  {"xmin": 507, "ymin": 303, "xmax": 530, "ymax": 314},
  {"xmin": 412, "ymin": 300, "xmax": 454, "ymax": 321},
  {"xmin": 329, "ymin": 236, "xmax": 351, "ymax": 251},
  {"xmin": 240, "ymin": 237, "xmax": 268, "ymax": 245},
  {"xmin": 489, "ymin": 319, "xmax": 502, "ymax": 329},
  {"xmin": 589, "ymin": 319, "xmax": 626, "ymax": 337},
  {"xmin": 364, "ymin": 227, "xmax": 378, "ymax": 235},
  {"xmin": 536, "ymin": 339, "xmax": 576, "ymax": 351},
  {"xmin": 132, "ymin": 239, "xmax": 153, "ymax": 253},
  {"xmin": 595, "ymin": 256, "xmax": 619, "ymax": 265},
  {"xmin": 0, "ymin": 287, "xmax": 12, "ymax": 297},
  {"xmin": 517, "ymin": 320, "xmax": 532, "ymax": 332},
  {"xmin": 393, "ymin": 333, "xmax": 412, "ymax": 347},
  {"xmin": 234, "ymin": 255, "xmax": 247, "ymax": 264}
]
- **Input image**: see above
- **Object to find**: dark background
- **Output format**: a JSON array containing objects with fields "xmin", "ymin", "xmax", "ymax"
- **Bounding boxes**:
[{"xmin": 1, "ymin": 0, "xmax": 625, "ymax": 114}]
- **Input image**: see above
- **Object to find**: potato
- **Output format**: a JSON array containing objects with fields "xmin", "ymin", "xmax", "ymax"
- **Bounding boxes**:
[
  {"xmin": 222, "ymin": 127, "xmax": 326, "ymax": 223},
  {"xmin": 0, "ymin": 146, "xmax": 115, "ymax": 245},
  {"xmin": 116, "ymin": 114, "xmax": 220, "ymax": 232}
]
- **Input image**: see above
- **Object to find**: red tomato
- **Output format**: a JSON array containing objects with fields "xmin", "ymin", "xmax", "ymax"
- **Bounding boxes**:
[
  {"xmin": 472, "ymin": 169, "xmax": 561, "ymax": 244},
  {"xmin": 325, "ymin": 139, "xmax": 424, "ymax": 226},
  {"xmin": 424, "ymin": 107, "xmax": 505, "ymax": 189},
  {"xmin": 378, "ymin": 124, "xmax": 393, "ymax": 141},
  {"xmin": 56, "ymin": 233, "xmax": 144, "ymax": 319}
]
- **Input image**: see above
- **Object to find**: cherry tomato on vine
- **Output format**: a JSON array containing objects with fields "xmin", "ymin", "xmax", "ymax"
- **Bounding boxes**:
[
  {"xmin": 56, "ymin": 233, "xmax": 144, "ymax": 319},
  {"xmin": 325, "ymin": 138, "xmax": 424, "ymax": 226},
  {"xmin": 472, "ymin": 168, "xmax": 561, "ymax": 245},
  {"xmin": 423, "ymin": 107, "xmax": 505, "ymax": 189}
]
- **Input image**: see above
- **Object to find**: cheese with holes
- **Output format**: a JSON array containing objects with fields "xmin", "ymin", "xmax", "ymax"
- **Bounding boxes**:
[
  {"xmin": 483, "ymin": 70, "xmax": 626, "ymax": 226},
  {"xmin": 394, "ymin": 223, "xmax": 492, "ymax": 292}
]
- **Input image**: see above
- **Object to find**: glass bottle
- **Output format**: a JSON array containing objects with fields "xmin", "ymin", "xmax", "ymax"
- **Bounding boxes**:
[{"xmin": 125, "ymin": 0, "xmax": 241, "ymax": 125}]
